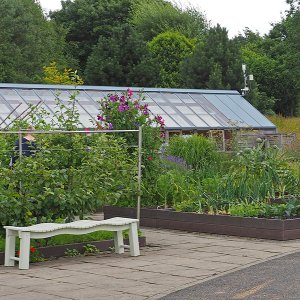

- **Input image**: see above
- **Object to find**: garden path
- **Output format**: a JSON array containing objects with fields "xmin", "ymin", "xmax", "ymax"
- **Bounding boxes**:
[{"xmin": 0, "ymin": 222, "xmax": 299, "ymax": 299}]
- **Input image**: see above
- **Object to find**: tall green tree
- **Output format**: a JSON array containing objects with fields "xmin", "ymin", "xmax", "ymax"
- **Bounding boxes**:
[
  {"xmin": 131, "ymin": 0, "xmax": 208, "ymax": 41},
  {"xmin": 148, "ymin": 31, "xmax": 195, "ymax": 87},
  {"xmin": 0, "ymin": 0, "xmax": 67, "ymax": 83},
  {"xmin": 50, "ymin": 0, "xmax": 133, "ymax": 73},
  {"xmin": 85, "ymin": 25, "xmax": 148, "ymax": 86},
  {"xmin": 181, "ymin": 25, "xmax": 243, "ymax": 90}
]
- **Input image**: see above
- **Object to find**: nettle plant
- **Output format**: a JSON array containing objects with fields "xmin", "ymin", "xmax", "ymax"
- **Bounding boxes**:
[{"xmin": 96, "ymin": 89, "xmax": 165, "ymax": 206}]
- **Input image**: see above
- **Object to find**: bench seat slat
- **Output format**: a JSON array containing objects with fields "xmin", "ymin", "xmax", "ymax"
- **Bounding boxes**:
[{"xmin": 4, "ymin": 217, "xmax": 138, "ymax": 233}]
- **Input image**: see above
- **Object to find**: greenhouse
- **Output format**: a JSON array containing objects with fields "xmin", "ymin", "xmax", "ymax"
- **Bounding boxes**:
[{"xmin": 0, "ymin": 83, "xmax": 282, "ymax": 150}]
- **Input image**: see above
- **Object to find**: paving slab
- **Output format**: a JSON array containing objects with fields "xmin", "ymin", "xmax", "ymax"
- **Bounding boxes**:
[{"xmin": 0, "ymin": 227, "xmax": 299, "ymax": 300}]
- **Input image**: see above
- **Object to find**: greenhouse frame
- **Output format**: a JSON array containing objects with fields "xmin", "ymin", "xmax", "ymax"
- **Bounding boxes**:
[{"xmin": 0, "ymin": 83, "xmax": 280, "ymax": 150}]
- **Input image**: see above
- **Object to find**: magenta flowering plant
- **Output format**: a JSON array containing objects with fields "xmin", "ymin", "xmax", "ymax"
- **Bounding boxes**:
[
  {"xmin": 96, "ymin": 89, "xmax": 165, "ymax": 199},
  {"xmin": 96, "ymin": 88, "xmax": 165, "ymax": 131}
]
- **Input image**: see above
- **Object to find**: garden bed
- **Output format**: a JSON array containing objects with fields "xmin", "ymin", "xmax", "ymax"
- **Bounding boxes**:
[
  {"xmin": 0, "ymin": 237, "xmax": 146, "ymax": 265},
  {"xmin": 104, "ymin": 206, "xmax": 300, "ymax": 241}
]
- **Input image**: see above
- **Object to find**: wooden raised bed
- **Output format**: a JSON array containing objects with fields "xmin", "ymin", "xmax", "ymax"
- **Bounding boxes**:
[
  {"xmin": 0, "ymin": 237, "xmax": 146, "ymax": 265},
  {"xmin": 104, "ymin": 206, "xmax": 300, "ymax": 241}
]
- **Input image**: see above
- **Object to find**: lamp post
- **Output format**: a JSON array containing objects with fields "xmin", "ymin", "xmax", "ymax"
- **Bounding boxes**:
[{"xmin": 241, "ymin": 64, "xmax": 254, "ymax": 96}]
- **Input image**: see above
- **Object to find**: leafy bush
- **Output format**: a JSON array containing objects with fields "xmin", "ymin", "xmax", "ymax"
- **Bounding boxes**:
[
  {"xmin": 166, "ymin": 134, "xmax": 223, "ymax": 178},
  {"xmin": 229, "ymin": 200, "xmax": 300, "ymax": 219},
  {"xmin": 96, "ymin": 88, "xmax": 165, "ymax": 207},
  {"xmin": 0, "ymin": 90, "xmax": 138, "ymax": 228},
  {"xmin": 220, "ymin": 142, "xmax": 300, "ymax": 202}
]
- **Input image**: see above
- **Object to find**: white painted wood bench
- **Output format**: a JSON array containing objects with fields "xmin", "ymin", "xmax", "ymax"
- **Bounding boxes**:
[{"xmin": 4, "ymin": 217, "xmax": 140, "ymax": 270}]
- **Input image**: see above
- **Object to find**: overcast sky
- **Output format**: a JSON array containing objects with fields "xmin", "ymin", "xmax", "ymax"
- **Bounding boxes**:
[{"xmin": 39, "ymin": 0, "xmax": 289, "ymax": 38}]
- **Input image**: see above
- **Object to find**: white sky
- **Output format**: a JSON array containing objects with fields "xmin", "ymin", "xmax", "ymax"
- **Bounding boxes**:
[{"xmin": 39, "ymin": 0, "xmax": 289, "ymax": 38}]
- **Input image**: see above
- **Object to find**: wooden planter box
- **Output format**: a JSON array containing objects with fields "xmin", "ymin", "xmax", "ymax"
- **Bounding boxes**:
[
  {"xmin": 104, "ymin": 206, "xmax": 300, "ymax": 241},
  {"xmin": 0, "ymin": 237, "xmax": 146, "ymax": 265}
]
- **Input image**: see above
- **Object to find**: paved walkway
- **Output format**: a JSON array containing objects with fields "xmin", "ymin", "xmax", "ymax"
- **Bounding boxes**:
[{"xmin": 0, "ymin": 228, "xmax": 299, "ymax": 300}]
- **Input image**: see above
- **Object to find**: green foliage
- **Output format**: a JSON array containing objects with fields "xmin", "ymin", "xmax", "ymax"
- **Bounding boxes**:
[
  {"xmin": 43, "ymin": 62, "xmax": 84, "ymax": 85},
  {"xmin": 131, "ymin": 0, "xmax": 207, "ymax": 41},
  {"xmin": 0, "ymin": 0, "xmax": 67, "ymax": 83},
  {"xmin": 229, "ymin": 200, "xmax": 300, "ymax": 219},
  {"xmin": 181, "ymin": 25, "xmax": 243, "ymax": 90},
  {"xmin": 166, "ymin": 134, "xmax": 222, "ymax": 178},
  {"xmin": 50, "ymin": 0, "xmax": 134, "ymax": 72},
  {"xmin": 64, "ymin": 248, "xmax": 81, "ymax": 257},
  {"xmin": 0, "ymin": 92, "xmax": 137, "ymax": 227},
  {"xmin": 96, "ymin": 89, "xmax": 165, "ymax": 207},
  {"xmin": 83, "ymin": 244, "xmax": 100, "ymax": 255},
  {"xmin": 220, "ymin": 143, "xmax": 300, "ymax": 202},
  {"xmin": 85, "ymin": 24, "xmax": 147, "ymax": 86},
  {"xmin": 148, "ymin": 31, "xmax": 195, "ymax": 87}
]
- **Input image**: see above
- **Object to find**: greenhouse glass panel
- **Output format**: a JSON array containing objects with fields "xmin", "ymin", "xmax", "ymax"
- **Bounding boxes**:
[
  {"xmin": 188, "ymin": 115, "xmax": 209, "ymax": 127},
  {"xmin": 200, "ymin": 115, "xmax": 221, "ymax": 127},
  {"xmin": 177, "ymin": 94, "xmax": 196, "ymax": 103},
  {"xmin": 18, "ymin": 90, "xmax": 40, "ymax": 102},
  {"xmin": 74, "ymin": 91, "xmax": 94, "ymax": 103},
  {"xmin": 190, "ymin": 94, "xmax": 215, "ymax": 113},
  {"xmin": 149, "ymin": 106, "xmax": 165, "ymax": 115},
  {"xmin": 0, "ymin": 104, "xmax": 11, "ymax": 113},
  {"xmin": 190, "ymin": 106, "xmax": 207, "ymax": 114},
  {"xmin": 1, "ymin": 89, "xmax": 22, "ymax": 101},
  {"xmin": 203, "ymin": 94, "xmax": 244, "ymax": 124},
  {"xmin": 86, "ymin": 91, "xmax": 106, "ymax": 101},
  {"xmin": 160, "ymin": 114, "xmax": 180, "ymax": 127},
  {"xmin": 55, "ymin": 90, "xmax": 72, "ymax": 102},
  {"xmin": 215, "ymin": 95, "xmax": 261, "ymax": 127},
  {"xmin": 143, "ymin": 93, "xmax": 154, "ymax": 103},
  {"xmin": 81, "ymin": 104, "xmax": 99, "ymax": 114},
  {"xmin": 10, "ymin": 102, "xmax": 30, "ymax": 115},
  {"xmin": 35, "ymin": 90, "xmax": 56, "ymax": 101},
  {"xmin": 148, "ymin": 93, "xmax": 166, "ymax": 103},
  {"xmin": 162, "ymin": 106, "xmax": 176, "ymax": 114},
  {"xmin": 162, "ymin": 93, "xmax": 182, "ymax": 103},
  {"xmin": 175, "ymin": 106, "xmax": 193, "ymax": 114},
  {"xmin": 171, "ymin": 115, "xmax": 192, "ymax": 127},
  {"xmin": 78, "ymin": 114, "xmax": 95, "ymax": 127},
  {"xmin": 228, "ymin": 95, "xmax": 275, "ymax": 127}
]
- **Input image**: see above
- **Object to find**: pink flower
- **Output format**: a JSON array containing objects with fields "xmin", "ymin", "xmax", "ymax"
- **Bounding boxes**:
[
  {"xmin": 97, "ymin": 115, "xmax": 105, "ymax": 121},
  {"xmin": 127, "ymin": 88, "xmax": 133, "ymax": 97},
  {"xmin": 118, "ymin": 104, "xmax": 129, "ymax": 112},
  {"xmin": 109, "ymin": 95, "xmax": 118, "ymax": 102},
  {"xmin": 147, "ymin": 157, "xmax": 153, "ymax": 161},
  {"xmin": 120, "ymin": 95, "xmax": 126, "ymax": 103}
]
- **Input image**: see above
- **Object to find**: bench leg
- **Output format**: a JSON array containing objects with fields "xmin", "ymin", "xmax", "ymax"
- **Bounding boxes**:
[
  {"xmin": 114, "ymin": 231, "xmax": 124, "ymax": 254},
  {"xmin": 4, "ymin": 229, "xmax": 17, "ymax": 267},
  {"xmin": 19, "ymin": 232, "xmax": 31, "ymax": 270},
  {"xmin": 128, "ymin": 222, "xmax": 140, "ymax": 256}
]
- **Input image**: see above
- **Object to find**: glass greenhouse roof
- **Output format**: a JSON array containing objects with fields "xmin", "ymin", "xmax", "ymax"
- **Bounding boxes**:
[{"xmin": 0, "ymin": 84, "xmax": 276, "ymax": 130}]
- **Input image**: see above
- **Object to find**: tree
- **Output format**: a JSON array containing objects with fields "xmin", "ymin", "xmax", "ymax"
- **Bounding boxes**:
[
  {"xmin": 131, "ymin": 0, "xmax": 208, "ymax": 41},
  {"xmin": 84, "ymin": 25, "xmax": 147, "ymax": 86},
  {"xmin": 0, "ymin": 0, "xmax": 67, "ymax": 83},
  {"xmin": 148, "ymin": 31, "xmax": 195, "ymax": 87},
  {"xmin": 181, "ymin": 25, "xmax": 243, "ymax": 90},
  {"xmin": 50, "ymin": 0, "xmax": 133, "ymax": 73},
  {"xmin": 43, "ymin": 62, "xmax": 84, "ymax": 85}
]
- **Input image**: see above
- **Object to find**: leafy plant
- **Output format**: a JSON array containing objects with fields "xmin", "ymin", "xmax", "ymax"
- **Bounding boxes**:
[
  {"xmin": 64, "ymin": 248, "xmax": 81, "ymax": 257},
  {"xmin": 83, "ymin": 244, "xmax": 100, "ymax": 255}
]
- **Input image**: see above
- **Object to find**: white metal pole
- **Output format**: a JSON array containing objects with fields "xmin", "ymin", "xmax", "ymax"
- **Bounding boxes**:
[{"xmin": 137, "ymin": 126, "xmax": 142, "ymax": 222}]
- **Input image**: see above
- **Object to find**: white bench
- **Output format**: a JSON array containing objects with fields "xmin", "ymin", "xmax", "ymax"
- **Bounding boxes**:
[{"xmin": 4, "ymin": 217, "xmax": 140, "ymax": 270}]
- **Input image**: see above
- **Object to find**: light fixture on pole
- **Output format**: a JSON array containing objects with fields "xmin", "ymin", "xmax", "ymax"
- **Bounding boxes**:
[{"xmin": 241, "ymin": 64, "xmax": 254, "ymax": 96}]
